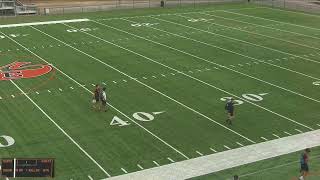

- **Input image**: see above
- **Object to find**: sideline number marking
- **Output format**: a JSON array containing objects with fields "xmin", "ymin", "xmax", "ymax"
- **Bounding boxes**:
[
  {"xmin": 0, "ymin": 34, "xmax": 28, "ymax": 39},
  {"xmin": 313, "ymin": 81, "xmax": 320, "ymax": 86},
  {"xmin": 220, "ymin": 93, "xmax": 268, "ymax": 105},
  {"xmin": 67, "ymin": 28, "xmax": 98, "ymax": 33},
  {"xmin": 110, "ymin": 116, "xmax": 130, "ymax": 127},
  {"xmin": 110, "ymin": 111, "xmax": 165, "ymax": 127},
  {"xmin": 131, "ymin": 23, "xmax": 159, "ymax": 27},
  {"xmin": 0, "ymin": 135, "xmax": 15, "ymax": 148},
  {"xmin": 188, "ymin": 18, "xmax": 213, "ymax": 22}
]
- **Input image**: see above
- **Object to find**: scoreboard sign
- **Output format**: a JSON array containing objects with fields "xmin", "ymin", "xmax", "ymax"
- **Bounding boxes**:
[{"xmin": 1, "ymin": 158, "xmax": 54, "ymax": 178}]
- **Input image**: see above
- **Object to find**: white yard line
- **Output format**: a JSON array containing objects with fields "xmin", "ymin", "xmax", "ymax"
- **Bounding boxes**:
[
  {"xmin": 153, "ymin": 161, "xmax": 160, "ymax": 167},
  {"xmin": 2, "ymin": 29, "xmax": 189, "ymax": 175},
  {"xmin": 103, "ymin": 129, "xmax": 320, "ymax": 180},
  {"xmin": 32, "ymin": 23, "xmax": 256, "ymax": 144},
  {"xmin": 137, "ymin": 164, "xmax": 144, "ymax": 170},
  {"xmin": 236, "ymin": 142, "xmax": 244, "ymax": 147},
  {"xmin": 174, "ymin": 14, "xmax": 320, "ymax": 64},
  {"xmin": 261, "ymin": 7, "xmax": 320, "ymax": 19},
  {"xmin": 0, "ymin": 19, "xmax": 89, "ymax": 28},
  {"xmin": 284, "ymin": 131, "xmax": 292, "ymax": 136},
  {"xmin": 226, "ymin": 8, "xmax": 320, "ymax": 31},
  {"xmin": 1, "ymin": 31, "xmax": 112, "ymax": 177},
  {"xmin": 28, "ymin": 26, "xmax": 190, "ymax": 159},
  {"xmin": 208, "ymin": 11, "xmax": 320, "ymax": 41},
  {"xmin": 153, "ymin": 15, "xmax": 320, "ymax": 67},
  {"xmin": 167, "ymin": 157, "xmax": 175, "ymax": 163},
  {"xmin": 272, "ymin": 134, "xmax": 280, "ymax": 139},
  {"xmin": 58, "ymin": 23, "xmax": 256, "ymax": 143},
  {"xmin": 196, "ymin": 151, "xmax": 203, "ymax": 156},
  {"xmin": 210, "ymin": 148, "xmax": 218, "ymax": 153},
  {"xmin": 121, "ymin": 168, "xmax": 128, "ymax": 174},
  {"xmin": 121, "ymin": 18, "xmax": 320, "ymax": 102},
  {"xmin": 10, "ymin": 79, "xmax": 111, "ymax": 177},
  {"xmin": 222, "ymin": 10, "xmax": 320, "ymax": 34},
  {"xmin": 88, "ymin": 175, "xmax": 94, "ymax": 180},
  {"xmin": 197, "ymin": 12, "xmax": 320, "ymax": 51},
  {"xmin": 89, "ymin": 20, "xmax": 315, "ymax": 130}
]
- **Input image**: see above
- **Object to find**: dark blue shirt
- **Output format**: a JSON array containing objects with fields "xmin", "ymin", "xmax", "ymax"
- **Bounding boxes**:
[{"xmin": 225, "ymin": 101, "xmax": 234, "ymax": 112}]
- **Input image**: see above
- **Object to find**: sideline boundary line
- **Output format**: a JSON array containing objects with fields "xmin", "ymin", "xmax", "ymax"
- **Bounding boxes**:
[{"xmin": 103, "ymin": 129, "xmax": 320, "ymax": 180}]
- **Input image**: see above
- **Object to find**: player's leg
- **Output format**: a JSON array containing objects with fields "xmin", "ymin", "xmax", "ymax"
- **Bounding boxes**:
[{"xmin": 226, "ymin": 112, "xmax": 232, "ymax": 125}]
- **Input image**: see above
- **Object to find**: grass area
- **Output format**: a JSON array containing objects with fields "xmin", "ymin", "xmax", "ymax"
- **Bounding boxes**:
[
  {"xmin": 1, "ymin": 2, "xmax": 320, "ymax": 179},
  {"xmin": 192, "ymin": 146, "xmax": 320, "ymax": 180}
]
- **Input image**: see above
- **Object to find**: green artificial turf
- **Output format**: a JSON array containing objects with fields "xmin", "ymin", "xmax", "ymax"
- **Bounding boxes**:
[{"xmin": 0, "ymin": 2, "xmax": 319, "ymax": 179}]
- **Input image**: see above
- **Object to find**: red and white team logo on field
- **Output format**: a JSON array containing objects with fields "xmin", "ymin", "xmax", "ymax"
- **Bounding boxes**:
[{"xmin": 0, "ymin": 62, "xmax": 52, "ymax": 81}]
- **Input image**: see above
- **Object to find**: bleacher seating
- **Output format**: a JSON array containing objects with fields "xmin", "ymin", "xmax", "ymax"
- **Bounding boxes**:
[{"xmin": 0, "ymin": 0, "xmax": 37, "ymax": 16}]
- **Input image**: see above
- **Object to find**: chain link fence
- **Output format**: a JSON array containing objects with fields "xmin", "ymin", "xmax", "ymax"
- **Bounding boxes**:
[
  {"xmin": 252, "ymin": 0, "xmax": 320, "ymax": 14},
  {"xmin": 41, "ymin": 0, "xmax": 244, "ymax": 15}
]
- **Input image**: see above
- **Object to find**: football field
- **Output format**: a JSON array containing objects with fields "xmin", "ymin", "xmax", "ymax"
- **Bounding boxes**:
[{"xmin": 0, "ymin": 3, "xmax": 320, "ymax": 179}]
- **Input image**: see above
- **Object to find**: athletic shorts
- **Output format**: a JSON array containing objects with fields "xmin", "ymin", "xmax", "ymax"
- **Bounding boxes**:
[
  {"xmin": 102, "ymin": 100, "xmax": 107, "ymax": 106},
  {"xmin": 95, "ymin": 96, "xmax": 100, "ymax": 102},
  {"xmin": 228, "ymin": 111, "xmax": 234, "ymax": 116},
  {"xmin": 300, "ymin": 163, "xmax": 309, "ymax": 172}
]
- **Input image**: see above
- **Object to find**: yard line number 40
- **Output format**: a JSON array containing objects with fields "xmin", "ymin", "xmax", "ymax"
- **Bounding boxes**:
[{"xmin": 110, "ymin": 111, "xmax": 164, "ymax": 127}]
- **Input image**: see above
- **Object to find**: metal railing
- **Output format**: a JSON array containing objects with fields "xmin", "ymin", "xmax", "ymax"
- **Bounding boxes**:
[{"xmin": 41, "ymin": 0, "xmax": 245, "ymax": 15}]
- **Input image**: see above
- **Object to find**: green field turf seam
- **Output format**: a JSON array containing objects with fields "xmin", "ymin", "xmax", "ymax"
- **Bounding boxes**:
[
  {"xmin": 31, "ymin": 23, "xmax": 256, "ymax": 144},
  {"xmin": 86, "ymin": 19, "xmax": 317, "ymax": 130},
  {"xmin": 222, "ymin": 10, "xmax": 320, "ymax": 32},
  {"xmin": 27, "ymin": 26, "xmax": 191, "ymax": 160},
  {"xmin": 197, "ymin": 12, "xmax": 320, "ymax": 51},
  {"xmin": 8, "ymin": 79, "xmax": 112, "ymax": 177},
  {"xmin": 151, "ymin": 15, "xmax": 320, "ymax": 65},
  {"xmin": 118, "ymin": 17, "xmax": 320, "ymax": 103}
]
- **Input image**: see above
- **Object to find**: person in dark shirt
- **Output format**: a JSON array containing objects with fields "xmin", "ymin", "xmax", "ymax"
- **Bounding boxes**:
[
  {"xmin": 299, "ymin": 148, "xmax": 311, "ymax": 180},
  {"xmin": 225, "ymin": 98, "xmax": 235, "ymax": 125}
]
